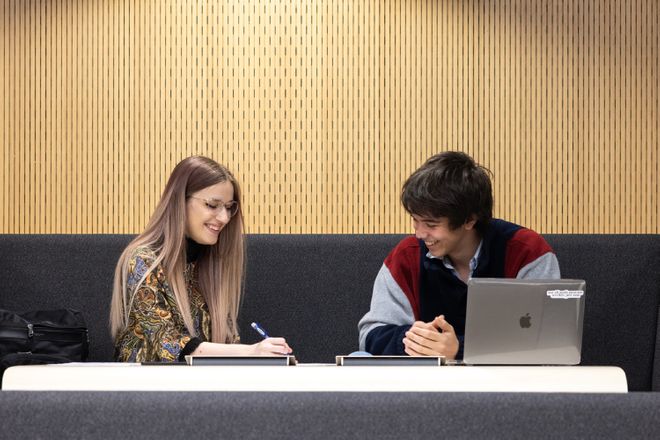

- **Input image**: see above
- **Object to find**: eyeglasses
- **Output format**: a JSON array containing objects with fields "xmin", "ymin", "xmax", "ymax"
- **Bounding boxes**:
[{"xmin": 188, "ymin": 196, "xmax": 239, "ymax": 217}]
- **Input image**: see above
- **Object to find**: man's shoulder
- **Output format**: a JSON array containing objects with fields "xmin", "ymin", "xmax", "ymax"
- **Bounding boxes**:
[
  {"xmin": 390, "ymin": 236, "xmax": 421, "ymax": 255},
  {"xmin": 488, "ymin": 218, "xmax": 524, "ymax": 237},
  {"xmin": 490, "ymin": 219, "xmax": 553, "ymax": 255},
  {"xmin": 385, "ymin": 236, "xmax": 421, "ymax": 266}
]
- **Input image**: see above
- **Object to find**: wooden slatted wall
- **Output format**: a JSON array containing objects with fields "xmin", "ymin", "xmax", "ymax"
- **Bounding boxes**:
[{"xmin": 1, "ymin": 0, "xmax": 658, "ymax": 233}]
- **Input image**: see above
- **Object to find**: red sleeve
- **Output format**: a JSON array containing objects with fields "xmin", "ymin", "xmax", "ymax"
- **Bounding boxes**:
[
  {"xmin": 504, "ymin": 229, "xmax": 553, "ymax": 278},
  {"xmin": 384, "ymin": 236, "xmax": 421, "ymax": 319}
]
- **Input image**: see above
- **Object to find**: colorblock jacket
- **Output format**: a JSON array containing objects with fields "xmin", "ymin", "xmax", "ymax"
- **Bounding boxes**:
[{"xmin": 358, "ymin": 219, "xmax": 561, "ymax": 358}]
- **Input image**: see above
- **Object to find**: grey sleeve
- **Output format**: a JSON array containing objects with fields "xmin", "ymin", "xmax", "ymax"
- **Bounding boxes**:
[
  {"xmin": 516, "ymin": 252, "xmax": 561, "ymax": 279},
  {"xmin": 358, "ymin": 264, "xmax": 415, "ymax": 351}
]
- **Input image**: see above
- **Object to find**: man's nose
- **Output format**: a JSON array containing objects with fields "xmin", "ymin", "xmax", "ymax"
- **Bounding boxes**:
[{"xmin": 413, "ymin": 223, "xmax": 426, "ymax": 239}]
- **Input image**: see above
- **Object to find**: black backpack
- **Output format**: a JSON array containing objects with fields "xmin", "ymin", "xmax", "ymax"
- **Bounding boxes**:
[{"xmin": 0, "ymin": 308, "xmax": 89, "ymax": 382}]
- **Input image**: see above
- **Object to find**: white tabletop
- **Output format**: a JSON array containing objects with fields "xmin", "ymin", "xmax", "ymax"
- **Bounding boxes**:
[{"xmin": 1, "ymin": 363, "xmax": 628, "ymax": 393}]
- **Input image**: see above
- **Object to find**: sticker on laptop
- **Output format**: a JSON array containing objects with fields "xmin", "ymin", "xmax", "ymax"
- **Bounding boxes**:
[{"xmin": 546, "ymin": 289, "xmax": 584, "ymax": 299}]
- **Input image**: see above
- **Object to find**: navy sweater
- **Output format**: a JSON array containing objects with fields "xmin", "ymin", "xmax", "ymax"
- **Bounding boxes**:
[{"xmin": 358, "ymin": 219, "xmax": 560, "ymax": 358}]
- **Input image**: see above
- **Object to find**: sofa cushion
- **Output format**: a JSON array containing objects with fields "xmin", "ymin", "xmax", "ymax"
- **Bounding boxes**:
[
  {"xmin": 1, "ymin": 391, "xmax": 659, "ymax": 438},
  {"xmin": 0, "ymin": 235, "xmax": 132, "ymax": 362}
]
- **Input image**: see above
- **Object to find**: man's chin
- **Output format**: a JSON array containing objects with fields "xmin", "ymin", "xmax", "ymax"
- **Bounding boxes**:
[{"xmin": 427, "ymin": 248, "xmax": 445, "ymax": 258}]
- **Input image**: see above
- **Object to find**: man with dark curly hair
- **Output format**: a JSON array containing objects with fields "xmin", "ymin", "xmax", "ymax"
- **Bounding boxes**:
[{"xmin": 358, "ymin": 151, "xmax": 560, "ymax": 360}]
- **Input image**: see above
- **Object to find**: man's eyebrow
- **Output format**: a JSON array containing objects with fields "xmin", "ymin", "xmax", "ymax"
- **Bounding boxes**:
[{"xmin": 413, "ymin": 215, "xmax": 440, "ymax": 223}]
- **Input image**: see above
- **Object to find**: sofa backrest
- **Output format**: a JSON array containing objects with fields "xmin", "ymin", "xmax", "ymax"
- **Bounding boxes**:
[
  {"xmin": 241, "ymin": 234, "xmax": 660, "ymax": 391},
  {"xmin": 544, "ymin": 234, "xmax": 660, "ymax": 392},
  {"xmin": 238, "ymin": 234, "xmax": 404, "ymax": 364},
  {"xmin": 0, "ymin": 234, "xmax": 658, "ymax": 391},
  {"xmin": 0, "ymin": 235, "xmax": 133, "ymax": 362}
]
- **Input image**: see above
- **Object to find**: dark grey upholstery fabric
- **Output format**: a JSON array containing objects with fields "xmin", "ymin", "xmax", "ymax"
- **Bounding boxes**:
[
  {"xmin": 1, "ymin": 391, "xmax": 659, "ymax": 439},
  {"xmin": 655, "ymin": 306, "xmax": 660, "ymax": 391},
  {"xmin": 0, "ymin": 235, "xmax": 133, "ymax": 361},
  {"xmin": 241, "ymin": 234, "xmax": 660, "ymax": 390},
  {"xmin": 1, "ymin": 234, "xmax": 659, "ymax": 390},
  {"xmin": 545, "ymin": 235, "xmax": 660, "ymax": 391},
  {"xmin": 239, "ymin": 234, "xmax": 405, "ymax": 363}
]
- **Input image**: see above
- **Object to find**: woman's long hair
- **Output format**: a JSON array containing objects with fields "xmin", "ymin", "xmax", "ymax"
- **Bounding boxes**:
[{"xmin": 110, "ymin": 156, "xmax": 245, "ymax": 344}]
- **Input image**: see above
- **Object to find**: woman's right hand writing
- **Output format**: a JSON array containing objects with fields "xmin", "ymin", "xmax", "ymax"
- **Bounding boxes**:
[{"xmin": 252, "ymin": 337, "xmax": 292, "ymax": 355}]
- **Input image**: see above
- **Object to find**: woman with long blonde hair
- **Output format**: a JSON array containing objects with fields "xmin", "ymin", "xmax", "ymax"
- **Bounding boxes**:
[{"xmin": 110, "ymin": 156, "xmax": 291, "ymax": 361}]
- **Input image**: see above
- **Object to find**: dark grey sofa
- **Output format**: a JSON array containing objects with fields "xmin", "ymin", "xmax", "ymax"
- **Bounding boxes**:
[
  {"xmin": 1, "ymin": 391, "xmax": 659, "ymax": 439},
  {"xmin": 1, "ymin": 234, "xmax": 659, "ymax": 389},
  {"xmin": 1, "ymin": 234, "xmax": 660, "ymax": 439}
]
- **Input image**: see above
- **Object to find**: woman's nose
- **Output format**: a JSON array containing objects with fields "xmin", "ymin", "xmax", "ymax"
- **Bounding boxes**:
[{"xmin": 216, "ymin": 207, "xmax": 231, "ymax": 223}]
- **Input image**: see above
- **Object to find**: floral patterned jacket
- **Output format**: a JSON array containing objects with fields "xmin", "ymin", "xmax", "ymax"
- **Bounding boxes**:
[{"xmin": 114, "ymin": 247, "xmax": 212, "ymax": 362}]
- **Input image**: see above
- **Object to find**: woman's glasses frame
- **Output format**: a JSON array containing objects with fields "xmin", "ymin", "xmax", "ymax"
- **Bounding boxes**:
[{"xmin": 187, "ymin": 196, "xmax": 239, "ymax": 217}]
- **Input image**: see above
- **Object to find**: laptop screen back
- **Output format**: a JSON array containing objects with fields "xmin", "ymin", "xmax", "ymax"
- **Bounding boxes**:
[{"xmin": 463, "ymin": 278, "xmax": 586, "ymax": 365}]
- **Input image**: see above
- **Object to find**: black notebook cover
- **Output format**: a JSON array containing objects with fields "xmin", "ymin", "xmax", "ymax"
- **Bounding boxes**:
[
  {"xmin": 335, "ymin": 355, "xmax": 445, "ymax": 366},
  {"xmin": 185, "ymin": 355, "xmax": 297, "ymax": 366}
]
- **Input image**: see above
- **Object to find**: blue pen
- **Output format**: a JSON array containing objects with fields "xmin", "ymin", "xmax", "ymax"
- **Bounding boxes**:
[
  {"xmin": 251, "ymin": 322, "xmax": 293, "ymax": 355},
  {"xmin": 250, "ymin": 322, "xmax": 270, "ymax": 339}
]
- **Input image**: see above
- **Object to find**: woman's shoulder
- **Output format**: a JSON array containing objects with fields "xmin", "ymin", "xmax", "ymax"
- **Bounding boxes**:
[
  {"xmin": 127, "ymin": 245, "xmax": 158, "ymax": 265},
  {"xmin": 126, "ymin": 246, "xmax": 161, "ymax": 279},
  {"xmin": 126, "ymin": 246, "xmax": 163, "ymax": 288}
]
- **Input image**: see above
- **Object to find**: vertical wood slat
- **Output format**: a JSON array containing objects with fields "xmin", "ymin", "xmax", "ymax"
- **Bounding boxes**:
[
  {"xmin": 0, "ymin": 0, "xmax": 658, "ymax": 234},
  {"xmin": 1, "ymin": 2, "xmax": 5, "ymax": 231}
]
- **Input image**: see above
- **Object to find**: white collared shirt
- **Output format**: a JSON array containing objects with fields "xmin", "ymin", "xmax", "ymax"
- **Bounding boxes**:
[{"xmin": 426, "ymin": 240, "xmax": 483, "ymax": 280}]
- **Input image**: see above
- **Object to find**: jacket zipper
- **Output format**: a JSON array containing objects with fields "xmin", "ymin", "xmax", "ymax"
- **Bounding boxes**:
[{"xmin": 0, "ymin": 324, "xmax": 86, "ymax": 340}]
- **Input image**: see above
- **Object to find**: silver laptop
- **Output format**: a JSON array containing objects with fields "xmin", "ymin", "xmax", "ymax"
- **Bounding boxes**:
[{"xmin": 463, "ymin": 278, "xmax": 586, "ymax": 365}]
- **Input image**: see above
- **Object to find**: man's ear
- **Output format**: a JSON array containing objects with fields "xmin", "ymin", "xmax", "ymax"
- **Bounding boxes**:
[{"xmin": 464, "ymin": 216, "xmax": 478, "ymax": 230}]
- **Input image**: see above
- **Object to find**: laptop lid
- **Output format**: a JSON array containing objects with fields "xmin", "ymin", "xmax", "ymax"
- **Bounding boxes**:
[{"xmin": 463, "ymin": 278, "xmax": 586, "ymax": 365}]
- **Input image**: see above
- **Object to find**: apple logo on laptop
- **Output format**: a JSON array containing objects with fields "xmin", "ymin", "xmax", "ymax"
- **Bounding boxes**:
[{"xmin": 519, "ymin": 313, "xmax": 532, "ymax": 328}]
